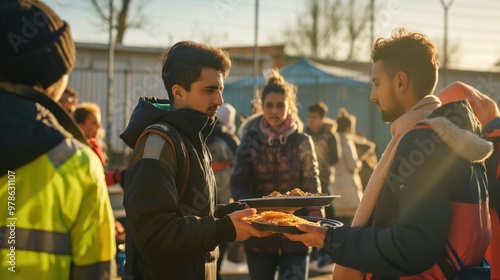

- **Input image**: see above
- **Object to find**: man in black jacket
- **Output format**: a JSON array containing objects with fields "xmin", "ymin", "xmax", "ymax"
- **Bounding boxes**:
[{"xmin": 121, "ymin": 41, "xmax": 269, "ymax": 279}]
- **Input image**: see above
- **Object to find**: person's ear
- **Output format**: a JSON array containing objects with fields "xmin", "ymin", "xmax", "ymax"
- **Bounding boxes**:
[
  {"xmin": 394, "ymin": 71, "xmax": 408, "ymax": 92},
  {"xmin": 171, "ymin": 85, "xmax": 184, "ymax": 101}
]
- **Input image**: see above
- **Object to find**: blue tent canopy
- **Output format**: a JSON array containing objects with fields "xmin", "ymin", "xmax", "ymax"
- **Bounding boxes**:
[{"xmin": 226, "ymin": 58, "xmax": 370, "ymax": 88}]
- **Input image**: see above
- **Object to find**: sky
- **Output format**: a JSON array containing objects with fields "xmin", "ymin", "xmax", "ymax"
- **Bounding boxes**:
[{"xmin": 45, "ymin": 0, "xmax": 500, "ymax": 71}]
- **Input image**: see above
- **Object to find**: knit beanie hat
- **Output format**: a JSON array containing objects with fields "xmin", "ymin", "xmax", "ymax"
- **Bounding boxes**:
[
  {"xmin": 217, "ymin": 103, "xmax": 237, "ymax": 134},
  {"xmin": 437, "ymin": 81, "xmax": 500, "ymax": 128},
  {"xmin": 0, "ymin": 0, "xmax": 75, "ymax": 89}
]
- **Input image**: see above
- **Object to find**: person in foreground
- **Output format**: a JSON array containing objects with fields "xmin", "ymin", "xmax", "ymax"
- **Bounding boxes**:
[
  {"xmin": 0, "ymin": 0, "xmax": 116, "ymax": 279},
  {"xmin": 120, "ymin": 41, "xmax": 270, "ymax": 280},
  {"xmin": 284, "ymin": 28, "xmax": 492, "ymax": 279}
]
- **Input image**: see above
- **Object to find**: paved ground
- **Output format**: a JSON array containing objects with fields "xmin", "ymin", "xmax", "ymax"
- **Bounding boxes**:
[
  {"xmin": 221, "ymin": 271, "xmax": 332, "ymax": 280},
  {"xmin": 220, "ymin": 258, "xmax": 333, "ymax": 280}
]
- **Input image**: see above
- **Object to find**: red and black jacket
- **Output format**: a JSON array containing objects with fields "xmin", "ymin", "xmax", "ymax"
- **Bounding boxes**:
[{"xmin": 325, "ymin": 100, "xmax": 492, "ymax": 279}]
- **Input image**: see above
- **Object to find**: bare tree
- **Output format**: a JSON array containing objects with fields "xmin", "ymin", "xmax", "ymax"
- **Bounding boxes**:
[
  {"xmin": 344, "ymin": 0, "xmax": 371, "ymax": 60},
  {"xmin": 189, "ymin": 25, "xmax": 229, "ymax": 47},
  {"xmin": 435, "ymin": 37, "xmax": 461, "ymax": 69},
  {"xmin": 89, "ymin": 0, "xmax": 150, "ymax": 44},
  {"xmin": 284, "ymin": 0, "xmax": 375, "ymax": 61},
  {"xmin": 284, "ymin": 0, "xmax": 343, "ymax": 58}
]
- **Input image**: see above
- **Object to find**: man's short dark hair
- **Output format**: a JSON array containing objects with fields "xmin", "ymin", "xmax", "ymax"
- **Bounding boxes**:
[
  {"xmin": 308, "ymin": 102, "xmax": 328, "ymax": 118},
  {"xmin": 161, "ymin": 41, "xmax": 231, "ymax": 102},
  {"xmin": 371, "ymin": 28, "xmax": 439, "ymax": 98}
]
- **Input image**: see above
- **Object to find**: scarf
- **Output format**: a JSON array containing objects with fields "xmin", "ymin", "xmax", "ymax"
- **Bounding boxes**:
[
  {"xmin": 332, "ymin": 95, "xmax": 441, "ymax": 279},
  {"xmin": 260, "ymin": 114, "xmax": 297, "ymax": 145}
]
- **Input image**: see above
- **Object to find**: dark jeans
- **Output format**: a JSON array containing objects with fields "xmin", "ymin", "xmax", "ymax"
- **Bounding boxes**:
[
  {"xmin": 216, "ymin": 242, "xmax": 228, "ymax": 280},
  {"xmin": 246, "ymin": 252, "xmax": 309, "ymax": 280},
  {"xmin": 321, "ymin": 178, "xmax": 336, "ymax": 220}
]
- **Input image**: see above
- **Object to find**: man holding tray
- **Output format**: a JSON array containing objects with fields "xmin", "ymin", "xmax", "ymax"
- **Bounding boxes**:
[
  {"xmin": 121, "ymin": 41, "xmax": 270, "ymax": 279},
  {"xmin": 285, "ymin": 28, "xmax": 492, "ymax": 279}
]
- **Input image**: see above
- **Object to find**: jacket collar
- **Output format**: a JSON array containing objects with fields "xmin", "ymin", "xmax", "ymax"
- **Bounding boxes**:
[{"xmin": 120, "ymin": 96, "xmax": 216, "ymax": 149}]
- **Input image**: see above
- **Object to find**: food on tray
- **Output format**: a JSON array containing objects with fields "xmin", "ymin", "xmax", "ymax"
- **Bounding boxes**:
[
  {"xmin": 264, "ymin": 188, "xmax": 322, "ymax": 198},
  {"xmin": 243, "ymin": 210, "xmax": 320, "ymax": 226},
  {"xmin": 263, "ymin": 208, "xmax": 298, "ymax": 214}
]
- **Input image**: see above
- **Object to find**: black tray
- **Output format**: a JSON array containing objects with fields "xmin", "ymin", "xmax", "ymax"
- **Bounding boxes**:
[
  {"xmin": 239, "ymin": 195, "xmax": 339, "ymax": 209},
  {"xmin": 251, "ymin": 217, "xmax": 343, "ymax": 234}
]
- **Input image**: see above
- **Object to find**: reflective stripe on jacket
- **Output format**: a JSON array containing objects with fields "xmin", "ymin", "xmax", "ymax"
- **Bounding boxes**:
[{"xmin": 0, "ymin": 138, "xmax": 116, "ymax": 279}]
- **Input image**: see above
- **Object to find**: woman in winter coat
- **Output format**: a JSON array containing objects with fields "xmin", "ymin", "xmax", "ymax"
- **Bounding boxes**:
[
  {"xmin": 331, "ymin": 108, "xmax": 364, "ymax": 226},
  {"xmin": 230, "ymin": 69, "xmax": 321, "ymax": 280}
]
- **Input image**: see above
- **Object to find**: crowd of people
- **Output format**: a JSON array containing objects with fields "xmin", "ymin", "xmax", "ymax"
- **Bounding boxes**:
[{"xmin": 1, "ymin": 1, "xmax": 499, "ymax": 280}]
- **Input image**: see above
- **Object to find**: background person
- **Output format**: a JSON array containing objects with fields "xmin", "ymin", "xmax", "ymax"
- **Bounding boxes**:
[
  {"xmin": 58, "ymin": 85, "xmax": 78, "ymax": 114},
  {"xmin": 231, "ymin": 69, "xmax": 322, "ymax": 280},
  {"xmin": 305, "ymin": 101, "xmax": 340, "ymax": 220},
  {"xmin": 74, "ymin": 102, "xmax": 107, "ymax": 166},
  {"xmin": 331, "ymin": 108, "xmax": 364, "ymax": 227},
  {"xmin": 353, "ymin": 132, "xmax": 377, "ymax": 191},
  {"xmin": 74, "ymin": 102, "xmax": 126, "ymax": 188},
  {"xmin": 0, "ymin": 1, "xmax": 116, "ymax": 279}
]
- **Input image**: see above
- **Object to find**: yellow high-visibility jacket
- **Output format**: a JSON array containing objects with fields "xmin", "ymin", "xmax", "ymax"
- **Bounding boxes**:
[{"xmin": 0, "ymin": 90, "xmax": 116, "ymax": 279}]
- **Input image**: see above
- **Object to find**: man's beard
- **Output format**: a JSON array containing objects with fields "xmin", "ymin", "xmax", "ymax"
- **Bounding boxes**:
[
  {"xmin": 380, "ymin": 106, "xmax": 405, "ymax": 123},
  {"xmin": 379, "ymin": 92, "xmax": 404, "ymax": 123}
]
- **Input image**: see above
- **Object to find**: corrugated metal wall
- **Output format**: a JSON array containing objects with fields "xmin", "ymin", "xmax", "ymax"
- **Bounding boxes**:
[
  {"xmin": 66, "ymin": 64, "xmax": 500, "ymax": 161},
  {"xmin": 68, "ymin": 67, "xmax": 165, "ymax": 154},
  {"xmin": 68, "ymin": 68, "xmax": 392, "ymax": 157}
]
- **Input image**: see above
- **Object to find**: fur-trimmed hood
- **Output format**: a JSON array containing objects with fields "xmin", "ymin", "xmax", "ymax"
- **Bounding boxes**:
[{"xmin": 420, "ymin": 100, "xmax": 493, "ymax": 163}]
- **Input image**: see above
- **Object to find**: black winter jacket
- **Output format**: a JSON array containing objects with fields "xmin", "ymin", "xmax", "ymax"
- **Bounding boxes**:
[{"xmin": 120, "ymin": 97, "xmax": 242, "ymax": 279}]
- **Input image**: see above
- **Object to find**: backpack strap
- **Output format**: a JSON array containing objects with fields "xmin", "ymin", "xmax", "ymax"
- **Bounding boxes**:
[{"xmin": 135, "ymin": 122, "xmax": 190, "ymax": 200}]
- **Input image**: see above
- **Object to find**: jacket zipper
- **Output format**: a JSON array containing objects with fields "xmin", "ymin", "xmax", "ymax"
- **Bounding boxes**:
[
  {"xmin": 273, "ymin": 143, "xmax": 279, "ymax": 191},
  {"xmin": 275, "ymin": 143, "xmax": 282, "ymax": 256}
]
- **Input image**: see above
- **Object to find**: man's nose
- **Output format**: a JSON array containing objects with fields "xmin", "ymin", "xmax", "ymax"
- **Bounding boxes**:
[
  {"xmin": 370, "ymin": 87, "xmax": 377, "ymax": 102},
  {"xmin": 215, "ymin": 91, "xmax": 223, "ymax": 106}
]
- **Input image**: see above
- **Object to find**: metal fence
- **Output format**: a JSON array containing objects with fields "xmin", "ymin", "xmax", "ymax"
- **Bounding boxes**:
[
  {"xmin": 68, "ymin": 67, "xmax": 165, "ymax": 157},
  {"xmin": 68, "ymin": 67, "xmax": 392, "ymax": 159}
]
